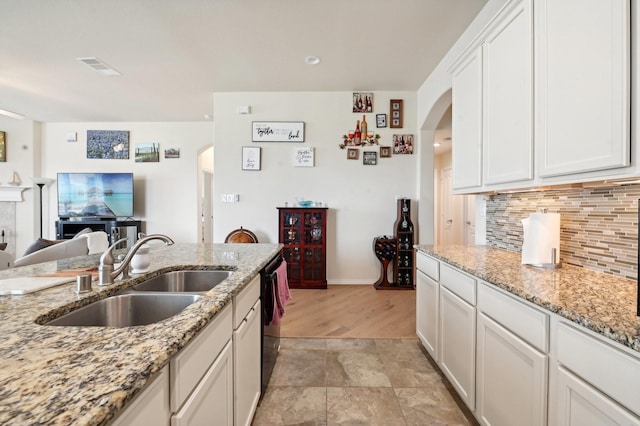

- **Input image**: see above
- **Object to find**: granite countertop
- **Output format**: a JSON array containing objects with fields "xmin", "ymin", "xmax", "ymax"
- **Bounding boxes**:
[
  {"xmin": 0, "ymin": 242, "xmax": 282, "ymax": 425},
  {"xmin": 415, "ymin": 245, "xmax": 640, "ymax": 353}
]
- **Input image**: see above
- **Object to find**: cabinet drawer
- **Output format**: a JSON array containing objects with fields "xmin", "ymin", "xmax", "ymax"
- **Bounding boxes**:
[
  {"xmin": 416, "ymin": 251, "xmax": 439, "ymax": 281},
  {"xmin": 440, "ymin": 263, "xmax": 476, "ymax": 305},
  {"xmin": 557, "ymin": 321, "xmax": 640, "ymax": 417},
  {"xmin": 170, "ymin": 304, "xmax": 232, "ymax": 412},
  {"xmin": 478, "ymin": 282, "xmax": 549, "ymax": 352},
  {"xmin": 233, "ymin": 274, "xmax": 260, "ymax": 329}
]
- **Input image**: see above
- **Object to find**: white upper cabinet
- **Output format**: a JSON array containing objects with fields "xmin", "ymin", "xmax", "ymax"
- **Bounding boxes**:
[
  {"xmin": 451, "ymin": 46, "xmax": 483, "ymax": 191},
  {"xmin": 483, "ymin": 0, "xmax": 533, "ymax": 185},
  {"xmin": 448, "ymin": 0, "xmax": 631, "ymax": 193},
  {"xmin": 535, "ymin": 0, "xmax": 630, "ymax": 178}
]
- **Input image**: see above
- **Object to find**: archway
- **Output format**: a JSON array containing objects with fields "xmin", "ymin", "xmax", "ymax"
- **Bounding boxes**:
[{"xmin": 417, "ymin": 89, "xmax": 453, "ymax": 245}]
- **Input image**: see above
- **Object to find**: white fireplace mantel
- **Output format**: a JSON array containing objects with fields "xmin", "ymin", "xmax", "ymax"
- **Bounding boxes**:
[{"xmin": 0, "ymin": 185, "xmax": 31, "ymax": 202}]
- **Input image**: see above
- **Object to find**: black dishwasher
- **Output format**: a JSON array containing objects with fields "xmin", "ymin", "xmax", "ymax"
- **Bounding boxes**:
[{"xmin": 260, "ymin": 254, "xmax": 283, "ymax": 396}]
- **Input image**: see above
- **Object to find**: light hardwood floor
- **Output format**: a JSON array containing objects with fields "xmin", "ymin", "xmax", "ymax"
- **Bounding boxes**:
[{"xmin": 280, "ymin": 285, "xmax": 416, "ymax": 339}]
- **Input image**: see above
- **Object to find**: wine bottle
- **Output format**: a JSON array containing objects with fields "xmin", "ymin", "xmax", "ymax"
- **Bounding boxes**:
[
  {"xmin": 361, "ymin": 115, "xmax": 368, "ymax": 142},
  {"xmin": 354, "ymin": 120, "xmax": 361, "ymax": 145}
]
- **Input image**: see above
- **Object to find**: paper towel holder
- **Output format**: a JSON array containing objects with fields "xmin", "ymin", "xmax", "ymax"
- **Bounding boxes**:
[{"xmin": 530, "ymin": 247, "xmax": 563, "ymax": 269}]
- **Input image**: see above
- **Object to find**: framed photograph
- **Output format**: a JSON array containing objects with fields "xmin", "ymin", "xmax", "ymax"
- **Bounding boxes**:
[
  {"xmin": 87, "ymin": 130, "xmax": 130, "ymax": 159},
  {"xmin": 363, "ymin": 151, "xmax": 377, "ymax": 165},
  {"xmin": 347, "ymin": 148, "xmax": 359, "ymax": 160},
  {"xmin": 390, "ymin": 99, "xmax": 403, "ymax": 128},
  {"xmin": 242, "ymin": 146, "xmax": 261, "ymax": 170},
  {"xmin": 252, "ymin": 121, "xmax": 304, "ymax": 142},
  {"xmin": 380, "ymin": 146, "xmax": 391, "ymax": 158},
  {"xmin": 135, "ymin": 143, "xmax": 160, "ymax": 162},
  {"xmin": 0, "ymin": 131, "xmax": 5, "ymax": 162},
  {"xmin": 353, "ymin": 92, "xmax": 373, "ymax": 113},
  {"xmin": 376, "ymin": 114, "xmax": 387, "ymax": 128},
  {"xmin": 393, "ymin": 134, "xmax": 414, "ymax": 155},
  {"xmin": 164, "ymin": 148, "xmax": 180, "ymax": 159}
]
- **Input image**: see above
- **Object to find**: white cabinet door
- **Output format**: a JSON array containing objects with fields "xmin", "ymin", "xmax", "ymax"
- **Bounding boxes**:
[
  {"xmin": 483, "ymin": 0, "xmax": 533, "ymax": 185},
  {"xmin": 439, "ymin": 286, "xmax": 476, "ymax": 410},
  {"xmin": 233, "ymin": 299, "xmax": 261, "ymax": 426},
  {"xmin": 556, "ymin": 366, "xmax": 640, "ymax": 426},
  {"xmin": 476, "ymin": 313, "xmax": 547, "ymax": 426},
  {"xmin": 416, "ymin": 270, "xmax": 439, "ymax": 361},
  {"xmin": 451, "ymin": 46, "xmax": 483, "ymax": 191},
  {"xmin": 172, "ymin": 341, "xmax": 233, "ymax": 426},
  {"xmin": 536, "ymin": 0, "xmax": 630, "ymax": 178}
]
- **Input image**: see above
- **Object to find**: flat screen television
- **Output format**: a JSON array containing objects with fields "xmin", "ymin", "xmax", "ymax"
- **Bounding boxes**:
[{"xmin": 57, "ymin": 172, "xmax": 134, "ymax": 219}]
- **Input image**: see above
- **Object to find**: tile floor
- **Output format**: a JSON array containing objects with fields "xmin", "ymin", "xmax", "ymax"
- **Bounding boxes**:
[{"xmin": 252, "ymin": 338, "xmax": 477, "ymax": 425}]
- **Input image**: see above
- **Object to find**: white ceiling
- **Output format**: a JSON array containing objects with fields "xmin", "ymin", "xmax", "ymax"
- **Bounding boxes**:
[{"xmin": 0, "ymin": 0, "xmax": 487, "ymax": 123}]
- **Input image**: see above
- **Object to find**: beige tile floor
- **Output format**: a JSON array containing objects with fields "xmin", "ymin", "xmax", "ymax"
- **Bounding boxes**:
[{"xmin": 252, "ymin": 338, "xmax": 477, "ymax": 426}]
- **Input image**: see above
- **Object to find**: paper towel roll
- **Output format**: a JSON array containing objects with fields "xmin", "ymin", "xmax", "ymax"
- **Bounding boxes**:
[{"xmin": 521, "ymin": 212, "xmax": 560, "ymax": 266}]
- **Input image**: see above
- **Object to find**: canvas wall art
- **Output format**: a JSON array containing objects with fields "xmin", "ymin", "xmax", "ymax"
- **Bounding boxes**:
[
  {"xmin": 135, "ymin": 143, "xmax": 160, "ymax": 162},
  {"xmin": 87, "ymin": 130, "xmax": 129, "ymax": 159}
]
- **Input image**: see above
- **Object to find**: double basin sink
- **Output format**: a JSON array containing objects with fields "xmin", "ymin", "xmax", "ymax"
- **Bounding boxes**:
[{"xmin": 44, "ymin": 270, "xmax": 232, "ymax": 328}]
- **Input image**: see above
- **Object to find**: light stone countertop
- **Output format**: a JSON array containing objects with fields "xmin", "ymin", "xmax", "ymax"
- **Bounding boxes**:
[
  {"xmin": 0, "ymin": 242, "xmax": 282, "ymax": 425},
  {"xmin": 415, "ymin": 245, "xmax": 640, "ymax": 353}
]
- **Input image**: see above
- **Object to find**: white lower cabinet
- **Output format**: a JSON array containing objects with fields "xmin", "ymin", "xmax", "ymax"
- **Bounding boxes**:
[
  {"xmin": 233, "ymin": 275, "xmax": 262, "ymax": 426},
  {"xmin": 416, "ymin": 269, "xmax": 439, "ymax": 360},
  {"xmin": 439, "ymin": 286, "xmax": 476, "ymax": 411},
  {"xmin": 415, "ymin": 252, "xmax": 640, "ymax": 426},
  {"xmin": 553, "ymin": 320, "xmax": 640, "ymax": 424},
  {"xmin": 476, "ymin": 312, "xmax": 547, "ymax": 426},
  {"xmin": 111, "ymin": 366, "xmax": 170, "ymax": 426},
  {"xmin": 233, "ymin": 299, "xmax": 261, "ymax": 426},
  {"xmin": 556, "ymin": 366, "xmax": 640, "ymax": 426},
  {"xmin": 172, "ymin": 342, "xmax": 233, "ymax": 426}
]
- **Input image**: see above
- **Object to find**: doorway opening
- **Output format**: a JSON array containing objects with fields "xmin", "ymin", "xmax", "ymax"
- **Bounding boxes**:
[
  {"xmin": 197, "ymin": 145, "xmax": 214, "ymax": 243},
  {"xmin": 432, "ymin": 105, "xmax": 476, "ymax": 245}
]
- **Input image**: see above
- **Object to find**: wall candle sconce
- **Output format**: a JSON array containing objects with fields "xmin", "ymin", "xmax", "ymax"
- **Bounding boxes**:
[{"xmin": 31, "ymin": 177, "xmax": 54, "ymax": 238}]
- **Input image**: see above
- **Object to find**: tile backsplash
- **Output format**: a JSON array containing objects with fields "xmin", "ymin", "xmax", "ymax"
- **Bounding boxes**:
[{"xmin": 486, "ymin": 184, "xmax": 639, "ymax": 279}]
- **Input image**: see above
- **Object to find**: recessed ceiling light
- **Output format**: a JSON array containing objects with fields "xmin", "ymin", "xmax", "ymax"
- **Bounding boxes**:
[
  {"xmin": 305, "ymin": 56, "xmax": 321, "ymax": 65},
  {"xmin": 433, "ymin": 142, "xmax": 441, "ymax": 147}
]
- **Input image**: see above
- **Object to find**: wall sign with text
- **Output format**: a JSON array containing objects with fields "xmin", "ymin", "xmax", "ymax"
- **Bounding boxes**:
[{"xmin": 252, "ymin": 121, "xmax": 305, "ymax": 142}]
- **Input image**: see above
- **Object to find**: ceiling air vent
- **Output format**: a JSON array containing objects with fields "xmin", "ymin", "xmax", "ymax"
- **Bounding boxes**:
[{"xmin": 76, "ymin": 57, "xmax": 121, "ymax": 76}]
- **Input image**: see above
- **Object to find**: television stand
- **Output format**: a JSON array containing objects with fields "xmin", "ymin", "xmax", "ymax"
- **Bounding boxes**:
[{"xmin": 56, "ymin": 219, "xmax": 143, "ymax": 246}]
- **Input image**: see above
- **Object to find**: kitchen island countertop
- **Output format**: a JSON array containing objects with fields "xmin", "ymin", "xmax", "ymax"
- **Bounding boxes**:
[
  {"xmin": 415, "ymin": 245, "xmax": 640, "ymax": 353},
  {"xmin": 0, "ymin": 242, "xmax": 281, "ymax": 425}
]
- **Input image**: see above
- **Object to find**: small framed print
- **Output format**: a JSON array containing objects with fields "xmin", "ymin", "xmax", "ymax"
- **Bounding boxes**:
[
  {"xmin": 242, "ymin": 146, "xmax": 261, "ymax": 170},
  {"xmin": 363, "ymin": 151, "xmax": 377, "ymax": 165},
  {"xmin": 380, "ymin": 146, "xmax": 391, "ymax": 158},
  {"xmin": 376, "ymin": 114, "xmax": 387, "ymax": 128},
  {"xmin": 393, "ymin": 134, "xmax": 414, "ymax": 154},
  {"xmin": 390, "ymin": 99, "xmax": 403, "ymax": 128},
  {"xmin": 294, "ymin": 147, "xmax": 314, "ymax": 167},
  {"xmin": 347, "ymin": 148, "xmax": 359, "ymax": 160},
  {"xmin": 353, "ymin": 92, "xmax": 373, "ymax": 113}
]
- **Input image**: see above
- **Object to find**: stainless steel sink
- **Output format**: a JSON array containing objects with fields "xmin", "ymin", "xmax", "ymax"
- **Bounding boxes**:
[
  {"xmin": 132, "ymin": 270, "xmax": 232, "ymax": 293},
  {"xmin": 45, "ymin": 293, "xmax": 202, "ymax": 327}
]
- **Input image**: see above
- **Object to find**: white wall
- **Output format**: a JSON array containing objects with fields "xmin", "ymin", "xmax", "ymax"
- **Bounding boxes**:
[
  {"xmin": 214, "ymin": 91, "xmax": 417, "ymax": 284},
  {"xmin": 41, "ymin": 122, "xmax": 213, "ymax": 244}
]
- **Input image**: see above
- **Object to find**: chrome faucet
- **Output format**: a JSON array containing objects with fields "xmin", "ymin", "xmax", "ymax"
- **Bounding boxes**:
[{"xmin": 98, "ymin": 234, "xmax": 174, "ymax": 286}]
